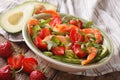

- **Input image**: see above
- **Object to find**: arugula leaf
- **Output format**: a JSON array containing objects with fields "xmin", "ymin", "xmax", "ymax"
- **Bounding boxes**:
[
  {"xmin": 84, "ymin": 21, "xmax": 93, "ymax": 28},
  {"xmin": 60, "ymin": 42, "xmax": 66, "ymax": 46},
  {"xmin": 51, "ymin": 36, "xmax": 60, "ymax": 45},
  {"xmin": 45, "ymin": 36, "xmax": 61, "ymax": 50},
  {"xmin": 81, "ymin": 43, "xmax": 87, "ymax": 52},
  {"xmin": 61, "ymin": 16, "xmax": 69, "ymax": 24},
  {"xmin": 39, "ymin": 19, "xmax": 51, "ymax": 28},
  {"xmin": 32, "ymin": 25, "xmax": 41, "ymax": 40},
  {"xmin": 46, "ymin": 41, "xmax": 57, "ymax": 50},
  {"xmin": 52, "ymin": 31, "xmax": 65, "ymax": 36},
  {"xmin": 87, "ymin": 34, "xmax": 96, "ymax": 41}
]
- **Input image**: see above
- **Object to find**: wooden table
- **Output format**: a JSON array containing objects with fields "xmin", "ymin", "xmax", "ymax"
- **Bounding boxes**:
[{"xmin": 0, "ymin": 35, "xmax": 119, "ymax": 80}]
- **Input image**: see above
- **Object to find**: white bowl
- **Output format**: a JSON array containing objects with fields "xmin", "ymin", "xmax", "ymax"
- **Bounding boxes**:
[{"xmin": 22, "ymin": 13, "xmax": 113, "ymax": 72}]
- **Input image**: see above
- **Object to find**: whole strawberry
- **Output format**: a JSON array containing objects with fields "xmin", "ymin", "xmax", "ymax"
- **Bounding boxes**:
[
  {"xmin": 0, "ymin": 65, "xmax": 13, "ymax": 80},
  {"xmin": 30, "ymin": 70, "xmax": 47, "ymax": 80},
  {"xmin": 0, "ymin": 41, "xmax": 13, "ymax": 58}
]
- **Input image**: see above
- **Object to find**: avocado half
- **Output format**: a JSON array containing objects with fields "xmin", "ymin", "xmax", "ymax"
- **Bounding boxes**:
[
  {"xmin": 0, "ymin": 3, "xmax": 34, "ymax": 33},
  {"xmin": 0, "ymin": 1, "xmax": 57, "ymax": 33}
]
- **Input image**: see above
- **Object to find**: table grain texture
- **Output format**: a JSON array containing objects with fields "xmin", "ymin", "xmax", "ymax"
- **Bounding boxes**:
[{"xmin": 0, "ymin": 35, "xmax": 119, "ymax": 80}]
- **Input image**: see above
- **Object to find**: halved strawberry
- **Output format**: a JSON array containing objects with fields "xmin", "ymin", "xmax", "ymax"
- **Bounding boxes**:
[
  {"xmin": 72, "ymin": 43, "xmax": 87, "ymax": 58},
  {"xmin": 51, "ymin": 46, "xmax": 65, "ymax": 56},
  {"xmin": 34, "ymin": 36, "xmax": 47, "ymax": 51},
  {"xmin": 39, "ymin": 28, "xmax": 52, "ymax": 40},
  {"xmin": 22, "ymin": 58, "xmax": 38, "ymax": 74},
  {"xmin": 7, "ymin": 54, "xmax": 24, "ymax": 70}
]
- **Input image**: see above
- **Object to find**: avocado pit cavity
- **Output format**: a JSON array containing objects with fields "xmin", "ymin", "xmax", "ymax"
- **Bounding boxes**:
[{"xmin": 8, "ymin": 12, "xmax": 23, "ymax": 25}]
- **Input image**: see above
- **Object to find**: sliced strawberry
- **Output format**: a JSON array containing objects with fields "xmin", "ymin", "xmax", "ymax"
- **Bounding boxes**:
[
  {"xmin": 39, "ymin": 28, "xmax": 52, "ymax": 39},
  {"xmin": 34, "ymin": 36, "xmax": 47, "ymax": 51},
  {"xmin": 0, "ymin": 41, "xmax": 13, "ymax": 58},
  {"xmin": 72, "ymin": 43, "xmax": 87, "ymax": 58},
  {"xmin": 49, "ymin": 16, "xmax": 62, "ymax": 27},
  {"xmin": 69, "ymin": 19, "xmax": 83, "ymax": 29},
  {"xmin": 22, "ymin": 58, "xmax": 38, "ymax": 74},
  {"xmin": 7, "ymin": 54, "xmax": 24, "ymax": 70},
  {"xmin": 51, "ymin": 46, "xmax": 65, "ymax": 56},
  {"xmin": 70, "ymin": 28, "xmax": 84, "ymax": 43}
]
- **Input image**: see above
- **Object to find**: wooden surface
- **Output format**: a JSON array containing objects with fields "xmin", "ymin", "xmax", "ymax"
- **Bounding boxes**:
[{"xmin": 0, "ymin": 35, "xmax": 120, "ymax": 80}]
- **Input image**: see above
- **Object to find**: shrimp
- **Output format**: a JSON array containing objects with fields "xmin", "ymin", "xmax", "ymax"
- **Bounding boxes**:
[
  {"xmin": 53, "ymin": 24, "xmax": 78, "ymax": 33},
  {"xmin": 43, "ymin": 35, "xmax": 53, "ymax": 42},
  {"xmin": 34, "ymin": 4, "xmax": 46, "ymax": 14},
  {"xmin": 56, "ymin": 35, "xmax": 68, "ymax": 43},
  {"xmin": 40, "ymin": 10, "xmax": 59, "ymax": 17},
  {"xmin": 81, "ymin": 28, "xmax": 103, "ymax": 44},
  {"xmin": 27, "ymin": 18, "xmax": 39, "ymax": 36},
  {"xmin": 43, "ymin": 35, "xmax": 68, "ymax": 43},
  {"xmin": 81, "ymin": 47, "xmax": 97, "ymax": 65}
]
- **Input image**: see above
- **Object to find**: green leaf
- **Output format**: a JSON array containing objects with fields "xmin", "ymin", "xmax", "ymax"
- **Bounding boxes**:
[
  {"xmin": 49, "ymin": 27, "xmax": 53, "ymax": 31},
  {"xmin": 60, "ymin": 42, "xmax": 66, "ymax": 46},
  {"xmin": 52, "ymin": 31, "xmax": 65, "ymax": 36},
  {"xmin": 65, "ymin": 50, "xmax": 79, "ymax": 59},
  {"xmin": 39, "ymin": 19, "xmax": 51, "ymax": 28},
  {"xmin": 81, "ymin": 43, "xmax": 87, "ymax": 52},
  {"xmin": 66, "ymin": 37, "xmax": 71, "ymax": 43},
  {"xmin": 43, "ymin": 51, "xmax": 53, "ymax": 57},
  {"xmin": 87, "ymin": 34, "xmax": 96, "ymax": 41},
  {"xmin": 45, "ymin": 36, "xmax": 61, "ymax": 50},
  {"xmin": 61, "ymin": 16, "xmax": 69, "ymax": 24},
  {"xmin": 32, "ymin": 25, "xmax": 41, "ymax": 40},
  {"xmin": 46, "ymin": 41, "xmax": 57, "ymax": 50},
  {"xmin": 84, "ymin": 21, "xmax": 93, "ymax": 28},
  {"xmin": 51, "ymin": 36, "xmax": 60, "ymax": 45}
]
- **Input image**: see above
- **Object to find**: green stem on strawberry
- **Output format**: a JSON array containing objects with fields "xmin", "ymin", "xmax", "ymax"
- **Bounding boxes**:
[{"xmin": 15, "ymin": 66, "xmax": 23, "ymax": 74}]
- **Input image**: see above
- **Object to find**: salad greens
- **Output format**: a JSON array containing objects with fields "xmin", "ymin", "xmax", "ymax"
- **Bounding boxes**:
[{"xmin": 27, "ymin": 10, "xmax": 109, "ymax": 65}]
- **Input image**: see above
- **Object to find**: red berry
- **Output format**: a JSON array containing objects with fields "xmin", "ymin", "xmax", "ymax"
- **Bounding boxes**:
[
  {"xmin": 51, "ymin": 46, "xmax": 65, "ymax": 56},
  {"xmin": 69, "ymin": 19, "xmax": 83, "ymax": 29},
  {"xmin": 34, "ymin": 36, "xmax": 47, "ymax": 51},
  {"xmin": 72, "ymin": 43, "xmax": 87, "ymax": 58},
  {"xmin": 0, "ymin": 65, "xmax": 13, "ymax": 80},
  {"xmin": 49, "ymin": 16, "xmax": 62, "ymax": 27},
  {"xmin": 22, "ymin": 58, "xmax": 38, "ymax": 74},
  {"xmin": 39, "ymin": 28, "xmax": 51, "ymax": 40},
  {"xmin": 30, "ymin": 70, "xmax": 47, "ymax": 80},
  {"xmin": 7, "ymin": 54, "xmax": 24, "ymax": 70},
  {"xmin": 0, "ymin": 41, "xmax": 13, "ymax": 58}
]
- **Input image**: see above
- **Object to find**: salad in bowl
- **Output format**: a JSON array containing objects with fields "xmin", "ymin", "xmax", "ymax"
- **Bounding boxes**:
[{"xmin": 22, "ymin": 10, "xmax": 113, "ymax": 72}]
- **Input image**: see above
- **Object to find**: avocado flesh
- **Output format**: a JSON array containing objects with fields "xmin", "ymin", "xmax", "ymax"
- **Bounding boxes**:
[
  {"xmin": 0, "ymin": 1, "xmax": 57, "ymax": 33},
  {"xmin": 0, "ymin": 3, "xmax": 34, "ymax": 33},
  {"xmin": 8, "ymin": 12, "xmax": 23, "ymax": 25}
]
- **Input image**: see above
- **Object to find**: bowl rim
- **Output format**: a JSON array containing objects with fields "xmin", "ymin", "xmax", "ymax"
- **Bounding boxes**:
[{"xmin": 22, "ymin": 13, "xmax": 114, "ymax": 70}]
